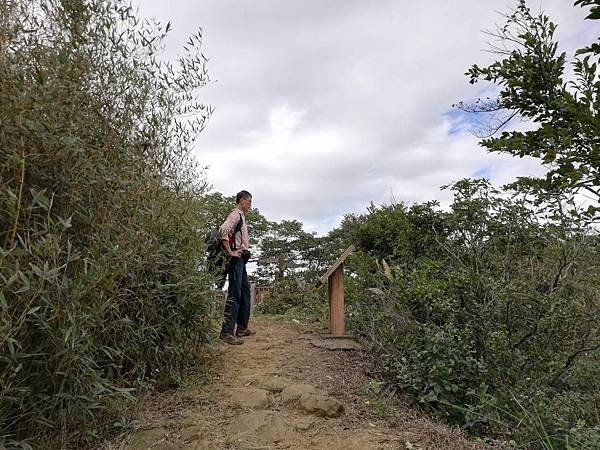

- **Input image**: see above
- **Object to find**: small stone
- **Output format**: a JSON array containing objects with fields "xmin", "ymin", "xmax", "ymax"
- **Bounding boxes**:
[
  {"xmin": 253, "ymin": 375, "xmax": 293, "ymax": 392},
  {"xmin": 230, "ymin": 388, "xmax": 270, "ymax": 409},
  {"xmin": 294, "ymin": 416, "xmax": 316, "ymax": 431},
  {"xmin": 229, "ymin": 410, "xmax": 289, "ymax": 443},
  {"xmin": 299, "ymin": 393, "xmax": 344, "ymax": 417},
  {"xmin": 281, "ymin": 384, "xmax": 319, "ymax": 403}
]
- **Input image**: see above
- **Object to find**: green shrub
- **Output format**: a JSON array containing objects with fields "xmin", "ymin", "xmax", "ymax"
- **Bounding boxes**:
[
  {"xmin": 347, "ymin": 179, "xmax": 600, "ymax": 447},
  {"xmin": 0, "ymin": 0, "xmax": 215, "ymax": 446},
  {"xmin": 257, "ymin": 277, "xmax": 327, "ymax": 323}
]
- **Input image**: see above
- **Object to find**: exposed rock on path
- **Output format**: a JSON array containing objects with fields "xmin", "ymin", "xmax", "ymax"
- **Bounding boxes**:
[{"xmin": 117, "ymin": 316, "xmax": 480, "ymax": 449}]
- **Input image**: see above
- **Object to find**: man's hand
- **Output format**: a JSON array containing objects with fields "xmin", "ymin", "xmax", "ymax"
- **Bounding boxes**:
[{"xmin": 222, "ymin": 239, "xmax": 241, "ymax": 258}]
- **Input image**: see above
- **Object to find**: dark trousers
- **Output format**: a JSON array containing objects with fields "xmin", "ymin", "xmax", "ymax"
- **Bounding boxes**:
[{"xmin": 221, "ymin": 257, "xmax": 251, "ymax": 334}]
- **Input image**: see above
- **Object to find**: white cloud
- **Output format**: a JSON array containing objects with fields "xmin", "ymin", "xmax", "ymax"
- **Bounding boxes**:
[{"xmin": 133, "ymin": 0, "xmax": 593, "ymax": 234}]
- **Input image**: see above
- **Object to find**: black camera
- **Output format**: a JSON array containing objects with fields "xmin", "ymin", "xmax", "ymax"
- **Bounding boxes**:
[{"xmin": 241, "ymin": 249, "xmax": 251, "ymax": 264}]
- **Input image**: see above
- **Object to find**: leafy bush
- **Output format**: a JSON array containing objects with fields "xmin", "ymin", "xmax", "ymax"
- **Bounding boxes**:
[
  {"xmin": 347, "ymin": 179, "xmax": 600, "ymax": 447},
  {"xmin": 0, "ymin": 1, "xmax": 215, "ymax": 446},
  {"xmin": 257, "ymin": 277, "xmax": 327, "ymax": 324}
]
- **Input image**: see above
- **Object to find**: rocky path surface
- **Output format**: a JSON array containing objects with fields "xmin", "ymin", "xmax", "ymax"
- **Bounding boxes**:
[{"xmin": 117, "ymin": 316, "xmax": 480, "ymax": 450}]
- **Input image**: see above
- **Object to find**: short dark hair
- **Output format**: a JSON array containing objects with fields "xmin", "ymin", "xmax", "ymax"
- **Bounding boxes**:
[{"xmin": 236, "ymin": 190, "xmax": 252, "ymax": 204}]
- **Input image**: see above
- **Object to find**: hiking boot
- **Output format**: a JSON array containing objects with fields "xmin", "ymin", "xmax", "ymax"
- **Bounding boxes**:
[
  {"xmin": 236, "ymin": 327, "xmax": 256, "ymax": 337},
  {"xmin": 220, "ymin": 332, "xmax": 243, "ymax": 345}
]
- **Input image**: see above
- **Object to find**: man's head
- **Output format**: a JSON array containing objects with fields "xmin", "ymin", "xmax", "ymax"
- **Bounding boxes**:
[{"xmin": 236, "ymin": 190, "xmax": 252, "ymax": 212}]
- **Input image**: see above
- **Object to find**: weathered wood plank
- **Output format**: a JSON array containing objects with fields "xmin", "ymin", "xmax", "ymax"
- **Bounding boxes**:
[
  {"xmin": 328, "ymin": 264, "xmax": 345, "ymax": 336},
  {"xmin": 317, "ymin": 245, "xmax": 355, "ymax": 286}
]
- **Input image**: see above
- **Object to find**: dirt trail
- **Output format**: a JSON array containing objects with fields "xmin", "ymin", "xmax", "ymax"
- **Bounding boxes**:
[{"xmin": 118, "ymin": 316, "xmax": 480, "ymax": 450}]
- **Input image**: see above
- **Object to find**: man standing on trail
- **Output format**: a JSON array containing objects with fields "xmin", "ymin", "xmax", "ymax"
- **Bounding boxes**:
[{"xmin": 219, "ymin": 190, "xmax": 255, "ymax": 345}]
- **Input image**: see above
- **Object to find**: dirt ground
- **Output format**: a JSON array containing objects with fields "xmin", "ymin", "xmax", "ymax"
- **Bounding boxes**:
[{"xmin": 106, "ymin": 316, "xmax": 481, "ymax": 450}]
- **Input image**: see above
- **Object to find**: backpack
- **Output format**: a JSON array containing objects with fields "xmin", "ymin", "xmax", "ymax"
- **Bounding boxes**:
[{"xmin": 205, "ymin": 212, "xmax": 243, "ymax": 288}]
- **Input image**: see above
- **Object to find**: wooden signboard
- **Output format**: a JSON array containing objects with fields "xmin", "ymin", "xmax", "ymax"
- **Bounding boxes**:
[{"xmin": 317, "ymin": 245, "xmax": 355, "ymax": 336}]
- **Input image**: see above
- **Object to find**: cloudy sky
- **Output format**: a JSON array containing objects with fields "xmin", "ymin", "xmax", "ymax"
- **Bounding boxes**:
[{"xmin": 134, "ymin": 0, "xmax": 595, "ymax": 234}]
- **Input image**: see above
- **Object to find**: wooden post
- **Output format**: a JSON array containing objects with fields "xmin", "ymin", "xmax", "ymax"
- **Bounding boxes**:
[
  {"xmin": 328, "ymin": 263, "xmax": 345, "ymax": 336},
  {"xmin": 317, "ymin": 245, "xmax": 354, "ymax": 337}
]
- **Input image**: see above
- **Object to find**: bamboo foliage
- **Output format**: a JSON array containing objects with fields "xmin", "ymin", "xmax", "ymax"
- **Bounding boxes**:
[{"xmin": 0, "ymin": 0, "xmax": 215, "ymax": 445}]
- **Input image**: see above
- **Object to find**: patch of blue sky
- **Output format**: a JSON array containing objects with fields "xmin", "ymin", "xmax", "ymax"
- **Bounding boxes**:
[
  {"xmin": 471, "ymin": 166, "xmax": 493, "ymax": 180},
  {"xmin": 443, "ymin": 108, "xmax": 479, "ymax": 136},
  {"xmin": 445, "ymin": 83, "xmax": 503, "ymax": 136}
]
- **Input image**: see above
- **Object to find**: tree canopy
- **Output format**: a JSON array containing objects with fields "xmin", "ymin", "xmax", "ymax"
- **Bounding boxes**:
[{"xmin": 457, "ymin": 0, "xmax": 600, "ymax": 220}]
